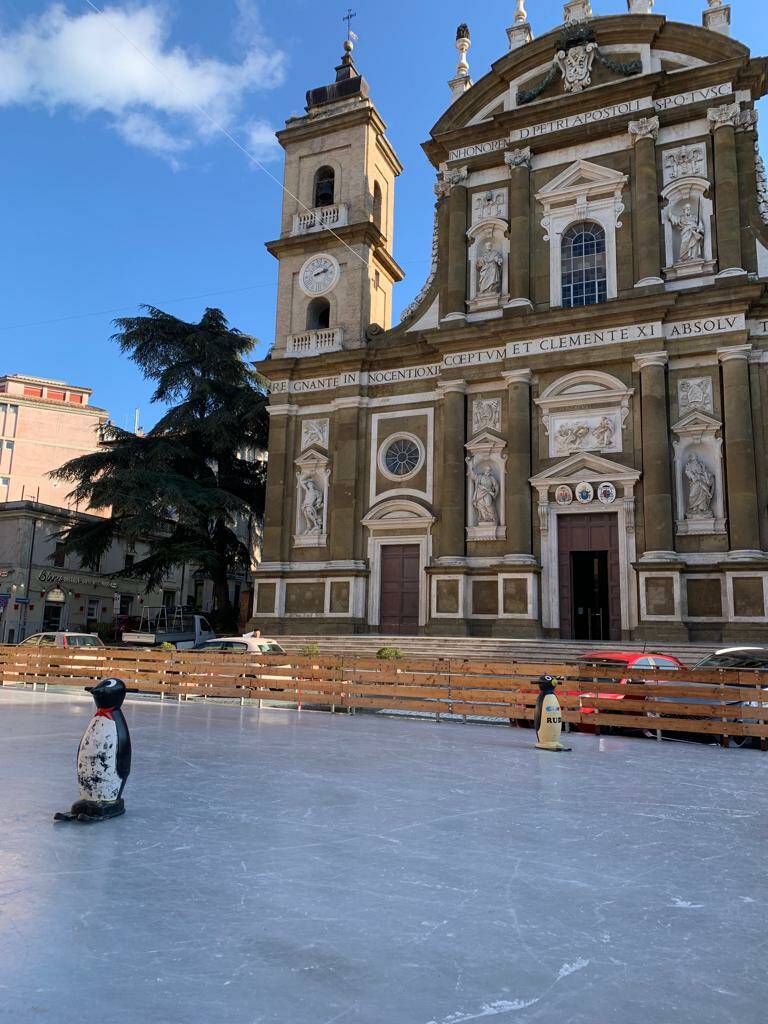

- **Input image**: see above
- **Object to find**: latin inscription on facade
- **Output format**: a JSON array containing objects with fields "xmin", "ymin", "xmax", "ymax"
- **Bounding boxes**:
[
  {"xmin": 663, "ymin": 314, "xmax": 745, "ymax": 340},
  {"xmin": 448, "ymin": 138, "xmax": 507, "ymax": 162},
  {"xmin": 511, "ymin": 98, "xmax": 651, "ymax": 142},
  {"xmin": 507, "ymin": 322, "xmax": 662, "ymax": 358},
  {"xmin": 653, "ymin": 82, "xmax": 732, "ymax": 112}
]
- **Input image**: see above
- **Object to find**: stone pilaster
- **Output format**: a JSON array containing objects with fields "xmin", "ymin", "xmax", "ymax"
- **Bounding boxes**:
[
  {"xmin": 263, "ymin": 405, "xmax": 296, "ymax": 564},
  {"xmin": 442, "ymin": 182, "xmax": 469, "ymax": 322},
  {"xmin": 329, "ymin": 398, "xmax": 364, "ymax": 562},
  {"xmin": 634, "ymin": 352, "xmax": 676, "ymax": 558},
  {"xmin": 505, "ymin": 149, "xmax": 533, "ymax": 311},
  {"xmin": 708, "ymin": 104, "xmax": 746, "ymax": 277},
  {"xmin": 503, "ymin": 369, "xmax": 535, "ymax": 563},
  {"xmin": 437, "ymin": 380, "xmax": 467, "ymax": 560},
  {"xmin": 628, "ymin": 118, "xmax": 663, "ymax": 287},
  {"xmin": 718, "ymin": 347, "xmax": 762, "ymax": 556}
]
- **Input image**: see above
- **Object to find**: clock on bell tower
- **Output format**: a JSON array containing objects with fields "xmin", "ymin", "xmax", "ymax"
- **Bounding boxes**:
[{"xmin": 266, "ymin": 37, "xmax": 403, "ymax": 360}]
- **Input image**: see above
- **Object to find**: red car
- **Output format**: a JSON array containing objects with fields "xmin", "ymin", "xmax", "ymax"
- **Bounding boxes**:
[{"xmin": 572, "ymin": 651, "xmax": 686, "ymax": 714}]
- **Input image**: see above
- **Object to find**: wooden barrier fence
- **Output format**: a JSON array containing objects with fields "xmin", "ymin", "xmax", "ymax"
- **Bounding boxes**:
[{"xmin": 1, "ymin": 646, "xmax": 767, "ymax": 747}]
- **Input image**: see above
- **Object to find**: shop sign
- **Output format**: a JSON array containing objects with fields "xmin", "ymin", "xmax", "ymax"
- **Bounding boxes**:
[{"xmin": 38, "ymin": 569, "xmax": 118, "ymax": 591}]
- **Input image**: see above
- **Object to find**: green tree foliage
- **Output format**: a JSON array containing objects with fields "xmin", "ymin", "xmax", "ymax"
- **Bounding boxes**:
[{"xmin": 52, "ymin": 307, "xmax": 268, "ymax": 628}]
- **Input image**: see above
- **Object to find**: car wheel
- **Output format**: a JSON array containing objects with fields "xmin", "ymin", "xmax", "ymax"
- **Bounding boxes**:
[{"xmin": 728, "ymin": 734, "xmax": 753, "ymax": 749}]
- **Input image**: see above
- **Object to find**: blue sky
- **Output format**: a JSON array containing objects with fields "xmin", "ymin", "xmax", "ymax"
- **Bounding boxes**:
[{"xmin": 1, "ymin": 0, "xmax": 765, "ymax": 429}]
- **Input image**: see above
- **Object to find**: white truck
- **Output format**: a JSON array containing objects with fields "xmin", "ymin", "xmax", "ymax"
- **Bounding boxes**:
[{"xmin": 122, "ymin": 607, "xmax": 216, "ymax": 650}]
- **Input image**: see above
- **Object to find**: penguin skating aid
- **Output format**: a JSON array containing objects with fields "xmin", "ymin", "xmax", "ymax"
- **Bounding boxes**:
[
  {"xmin": 54, "ymin": 678, "xmax": 132, "ymax": 823},
  {"xmin": 534, "ymin": 675, "xmax": 572, "ymax": 752}
]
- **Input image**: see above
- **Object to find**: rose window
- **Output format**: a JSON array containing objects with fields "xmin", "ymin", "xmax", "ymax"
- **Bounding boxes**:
[{"xmin": 383, "ymin": 438, "xmax": 421, "ymax": 478}]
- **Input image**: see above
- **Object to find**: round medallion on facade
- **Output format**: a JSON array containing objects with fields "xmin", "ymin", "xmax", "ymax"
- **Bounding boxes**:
[
  {"xmin": 554, "ymin": 485, "xmax": 574, "ymax": 506},
  {"xmin": 597, "ymin": 482, "xmax": 617, "ymax": 505},
  {"xmin": 299, "ymin": 253, "xmax": 341, "ymax": 296},
  {"xmin": 575, "ymin": 481, "xmax": 594, "ymax": 504},
  {"xmin": 379, "ymin": 433, "xmax": 425, "ymax": 482}
]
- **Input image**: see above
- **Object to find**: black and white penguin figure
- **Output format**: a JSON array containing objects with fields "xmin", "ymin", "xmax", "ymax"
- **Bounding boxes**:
[
  {"xmin": 534, "ymin": 675, "xmax": 572, "ymax": 752},
  {"xmin": 54, "ymin": 678, "xmax": 132, "ymax": 823}
]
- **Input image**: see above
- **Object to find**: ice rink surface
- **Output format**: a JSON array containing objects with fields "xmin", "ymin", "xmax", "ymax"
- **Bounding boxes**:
[{"xmin": 0, "ymin": 688, "xmax": 765, "ymax": 1024}]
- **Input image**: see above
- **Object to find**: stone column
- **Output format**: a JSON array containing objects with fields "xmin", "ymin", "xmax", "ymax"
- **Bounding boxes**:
[
  {"xmin": 262, "ymin": 404, "xmax": 294, "ymax": 563},
  {"xmin": 437, "ymin": 380, "xmax": 467, "ymax": 559},
  {"xmin": 718, "ymin": 346, "xmax": 762, "ymax": 555},
  {"xmin": 329, "ymin": 398, "xmax": 364, "ymax": 562},
  {"xmin": 634, "ymin": 352, "xmax": 676, "ymax": 558},
  {"xmin": 628, "ymin": 118, "xmax": 663, "ymax": 287},
  {"xmin": 504, "ymin": 148, "xmax": 533, "ymax": 310},
  {"xmin": 441, "ymin": 174, "xmax": 469, "ymax": 323},
  {"xmin": 708, "ymin": 104, "xmax": 745, "ymax": 277},
  {"xmin": 503, "ymin": 369, "xmax": 535, "ymax": 562}
]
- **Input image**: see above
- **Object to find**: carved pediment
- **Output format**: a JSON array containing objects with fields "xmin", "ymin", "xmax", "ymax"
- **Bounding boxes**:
[
  {"xmin": 530, "ymin": 451, "xmax": 641, "ymax": 488},
  {"xmin": 536, "ymin": 159, "xmax": 628, "ymax": 205},
  {"xmin": 671, "ymin": 409, "xmax": 722, "ymax": 440}
]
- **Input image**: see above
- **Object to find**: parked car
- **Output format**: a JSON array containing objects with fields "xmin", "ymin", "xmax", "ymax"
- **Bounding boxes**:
[
  {"xmin": 191, "ymin": 635, "xmax": 287, "ymax": 655},
  {"xmin": 572, "ymin": 651, "xmax": 686, "ymax": 717},
  {"xmin": 655, "ymin": 646, "xmax": 768, "ymax": 748},
  {"xmin": 190, "ymin": 634, "xmax": 290, "ymax": 693},
  {"xmin": 17, "ymin": 631, "xmax": 105, "ymax": 649}
]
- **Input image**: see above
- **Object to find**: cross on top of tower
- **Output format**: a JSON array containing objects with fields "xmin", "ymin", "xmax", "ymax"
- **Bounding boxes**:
[{"xmin": 343, "ymin": 8, "xmax": 357, "ymax": 41}]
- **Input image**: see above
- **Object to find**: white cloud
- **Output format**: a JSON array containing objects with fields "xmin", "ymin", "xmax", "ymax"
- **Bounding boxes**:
[
  {"xmin": 244, "ymin": 119, "xmax": 281, "ymax": 162},
  {"xmin": 0, "ymin": 2, "xmax": 285, "ymax": 164}
]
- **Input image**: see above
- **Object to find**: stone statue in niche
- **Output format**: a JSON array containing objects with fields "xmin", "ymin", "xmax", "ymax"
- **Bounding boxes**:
[
  {"xmin": 671, "ymin": 203, "xmax": 705, "ymax": 263},
  {"xmin": 472, "ymin": 398, "xmax": 501, "ymax": 434},
  {"xmin": 685, "ymin": 455, "xmax": 715, "ymax": 518},
  {"xmin": 476, "ymin": 243, "xmax": 503, "ymax": 294},
  {"xmin": 466, "ymin": 459, "xmax": 500, "ymax": 526},
  {"xmin": 555, "ymin": 42, "xmax": 597, "ymax": 94},
  {"xmin": 592, "ymin": 417, "xmax": 615, "ymax": 449},
  {"xmin": 300, "ymin": 476, "xmax": 325, "ymax": 533}
]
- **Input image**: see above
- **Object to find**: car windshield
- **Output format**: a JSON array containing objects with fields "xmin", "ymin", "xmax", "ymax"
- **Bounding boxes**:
[
  {"xmin": 68, "ymin": 635, "xmax": 103, "ymax": 647},
  {"xmin": 695, "ymin": 652, "xmax": 768, "ymax": 670}
]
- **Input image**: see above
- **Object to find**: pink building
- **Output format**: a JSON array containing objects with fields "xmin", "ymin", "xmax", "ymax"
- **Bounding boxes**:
[{"xmin": 0, "ymin": 375, "xmax": 108, "ymax": 511}]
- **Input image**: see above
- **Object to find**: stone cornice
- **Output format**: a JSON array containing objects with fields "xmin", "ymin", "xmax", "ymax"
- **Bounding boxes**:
[{"xmin": 265, "ymin": 223, "xmax": 404, "ymax": 283}]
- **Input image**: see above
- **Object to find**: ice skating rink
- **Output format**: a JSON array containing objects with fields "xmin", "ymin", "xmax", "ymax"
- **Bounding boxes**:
[{"xmin": 0, "ymin": 688, "xmax": 764, "ymax": 1024}]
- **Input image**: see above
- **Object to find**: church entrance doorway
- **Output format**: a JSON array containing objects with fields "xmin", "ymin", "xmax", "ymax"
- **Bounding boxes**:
[
  {"xmin": 557, "ymin": 514, "xmax": 621, "ymax": 641},
  {"xmin": 379, "ymin": 544, "xmax": 420, "ymax": 634}
]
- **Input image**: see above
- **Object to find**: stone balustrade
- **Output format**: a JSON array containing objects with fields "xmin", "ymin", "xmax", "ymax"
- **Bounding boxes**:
[
  {"xmin": 286, "ymin": 328, "xmax": 344, "ymax": 358},
  {"xmin": 291, "ymin": 204, "xmax": 348, "ymax": 236}
]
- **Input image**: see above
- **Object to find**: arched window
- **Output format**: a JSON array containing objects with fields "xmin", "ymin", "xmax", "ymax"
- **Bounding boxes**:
[
  {"xmin": 373, "ymin": 181, "xmax": 383, "ymax": 231},
  {"xmin": 561, "ymin": 222, "xmax": 607, "ymax": 308},
  {"xmin": 314, "ymin": 166, "xmax": 335, "ymax": 208},
  {"xmin": 306, "ymin": 298, "xmax": 330, "ymax": 331}
]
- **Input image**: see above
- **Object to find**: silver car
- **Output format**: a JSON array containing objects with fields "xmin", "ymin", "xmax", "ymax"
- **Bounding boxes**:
[{"xmin": 17, "ymin": 631, "xmax": 105, "ymax": 649}]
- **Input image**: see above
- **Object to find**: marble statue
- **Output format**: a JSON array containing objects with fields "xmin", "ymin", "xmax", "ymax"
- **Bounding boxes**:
[
  {"xmin": 300, "ymin": 477, "xmax": 325, "ymax": 533},
  {"xmin": 476, "ymin": 243, "xmax": 503, "ymax": 294},
  {"xmin": 466, "ymin": 459, "xmax": 500, "ymax": 526},
  {"xmin": 685, "ymin": 455, "xmax": 715, "ymax": 517},
  {"xmin": 671, "ymin": 203, "xmax": 705, "ymax": 262},
  {"xmin": 592, "ymin": 417, "xmax": 615, "ymax": 449}
]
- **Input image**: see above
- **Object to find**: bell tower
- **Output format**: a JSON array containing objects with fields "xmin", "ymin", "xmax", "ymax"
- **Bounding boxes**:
[{"xmin": 267, "ymin": 39, "xmax": 403, "ymax": 360}]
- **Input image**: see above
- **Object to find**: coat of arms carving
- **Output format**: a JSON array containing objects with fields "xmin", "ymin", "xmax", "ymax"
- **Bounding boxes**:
[{"xmin": 555, "ymin": 42, "xmax": 597, "ymax": 93}]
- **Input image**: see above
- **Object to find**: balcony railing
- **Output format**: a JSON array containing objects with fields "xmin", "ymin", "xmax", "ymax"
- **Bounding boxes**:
[
  {"xmin": 291, "ymin": 204, "xmax": 348, "ymax": 236},
  {"xmin": 286, "ymin": 328, "xmax": 344, "ymax": 358}
]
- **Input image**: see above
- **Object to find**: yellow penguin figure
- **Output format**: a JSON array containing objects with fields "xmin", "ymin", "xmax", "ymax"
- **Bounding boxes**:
[{"xmin": 534, "ymin": 675, "xmax": 572, "ymax": 752}]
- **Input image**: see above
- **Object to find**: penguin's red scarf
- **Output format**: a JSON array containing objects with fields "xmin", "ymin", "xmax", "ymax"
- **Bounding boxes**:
[{"xmin": 95, "ymin": 709, "xmax": 114, "ymax": 719}]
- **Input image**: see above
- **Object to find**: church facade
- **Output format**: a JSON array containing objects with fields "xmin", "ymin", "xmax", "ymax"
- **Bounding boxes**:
[{"xmin": 254, "ymin": 1, "xmax": 768, "ymax": 641}]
